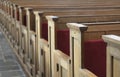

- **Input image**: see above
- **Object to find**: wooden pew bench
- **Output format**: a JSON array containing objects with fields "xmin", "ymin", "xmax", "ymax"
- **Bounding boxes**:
[
  {"xmin": 103, "ymin": 35, "xmax": 120, "ymax": 77},
  {"xmin": 0, "ymin": 1, "xmax": 16, "ymax": 44},
  {"xmin": 68, "ymin": 22, "xmax": 120, "ymax": 77},
  {"xmin": 1, "ymin": 5, "xmax": 120, "ymax": 77},
  {"xmin": 9, "ymin": 0, "xmax": 120, "ymax": 9},
  {"xmin": 10, "ymin": 6, "xmax": 120, "ymax": 53},
  {"xmin": 8, "ymin": 5, "xmax": 119, "ymax": 76},
  {"xmin": 16, "ymin": 7, "xmax": 120, "ymax": 77},
  {"xmin": 0, "ymin": 1, "xmax": 13, "ymax": 37},
  {"xmin": 2, "ymin": 0, "xmax": 120, "ymax": 55},
  {"xmin": 0, "ymin": 0, "xmax": 9, "ymax": 31},
  {"xmin": 20, "ymin": 6, "xmax": 120, "ymax": 75},
  {"xmin": 1, "ymin": 0, "xmax": 120, "ymax": 76},
  {"xmin": 46, "ymin": 15, "xmax": 120, "ymax": 77},
  {"xmin": 30, "ymin": 10, "xmax": 120, "ymax": 77}
]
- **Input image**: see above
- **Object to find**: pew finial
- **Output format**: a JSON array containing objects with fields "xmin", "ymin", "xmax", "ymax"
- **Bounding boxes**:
[
  {"xmin": 25, "ymin": 7, "xmax": 33, "ymax": 12},
  {"xmin": 33, "ymin": 11, "xmax": 44, "ymax": 16},
  {"xmin": 103, "ymin": 35, "xmax": 120, "ymax": 45},
  {"xmin": 13, "ymin": 3, "xmax": 18, "ymax": 7},
  {"xmin": 46, "ymin": 16, "xmax": 58, "ymax": 22},
  {"xmin": 67, "ymin": 23, "xmax": 88, "ymax": 32},
  {"xmin": 18, "ymin": 6, "xmax": 24, "ymax": 9}
]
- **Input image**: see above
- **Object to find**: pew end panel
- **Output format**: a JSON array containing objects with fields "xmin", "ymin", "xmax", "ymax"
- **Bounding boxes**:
[
  {"xmin": 46, "ymin": 16, "xmax": 97, "ymax": 77},
  {"xmin": 13, "ymin": 4, "xmax": 20, "ymax": 48},
  {"xmin": 5, "ymin": 2, "xmax": 12, "ymax": 36},
  {"xmin": 19, "ymin": 6, "xmax": 28, "ymax": 65},
  {"xmin": 34, "ymin": 11, "xmax": 51, "ymax": 77},
  {"xmin": 10, "ymin": 4, "xmax": 16, "ymax": 41},
  {"xmin": 19, "ymin": 7, "xmax": 36, "ymax": 77},
  {"xmin": 46, "ymin": 16, "xmax": 76, "ymax": 77},
  {"xmin": 2, "ymin": 1, "xmax": 120, "ymax": 77},
  {"xmin": 47, "ymin": 14, "xmax": 120, "ymax": 77},
  {"xmin": 26, "ymin": 8, "xmax": 37, "ymax": 77},
  {"xmin": 103, "ymin": 35, "xmax": 120, "ymax": 77},
  {"xmin": 2, "ymin": 2, "xmax": 16, "ymax": 46},
  {"xmin": 33, "ymin": 11, "xmax": 41, "ymax": 76},
  {"xmin": 67, "ymin": 22, "xmax": 120, "ymax": 77}
]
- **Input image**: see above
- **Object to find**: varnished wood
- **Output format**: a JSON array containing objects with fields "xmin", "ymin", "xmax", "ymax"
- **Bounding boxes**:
[
  {"xmin": 103, "ymin": 35, "xmax": 120, "ymax": 77},
  {"xmin": 1, "ymin": 0, "xmax": 120, "ymax": 77}
]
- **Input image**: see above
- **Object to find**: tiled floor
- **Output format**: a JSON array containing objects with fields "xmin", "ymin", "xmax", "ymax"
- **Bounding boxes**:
[{"xmin": 0, "ymin": 32, "xmax": 26, "ymax": 77}]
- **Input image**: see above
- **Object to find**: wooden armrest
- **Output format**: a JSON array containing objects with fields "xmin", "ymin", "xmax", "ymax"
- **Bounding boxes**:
[
  {"xmin": 67, "ymin": 23, "xmax": 87, "ymax": 32},
  {"xmin": 30, "ymin": 31, "xmax": 35, "ymax": 35},
  {"xmin": 40, "ymin": 39, "xmax": 48, "ymax": 47},
  {"xmin": 80, "ymin": 69, "xmax": 97, "ymax": 77},
  {"xmin": 102, "ymin": 35, "xmax": 120, "ymax": 45},
  {"xmin": 55, "ymin": 50, "xmax": 70, "ymax": 70},
  {"xmin": 16, "ymin": 21, "xmax": 20, "ymax": 29},
  {"xmin": 30, "ymin": 34, "xmax": 35, "ymax": 43},
  {"xmin": 22, "ymin": 27, "xmax": 27, "ymax": 36},
  {"xmin": 55, "ymin": 49, "xmax": 69, "ymax": 60}
]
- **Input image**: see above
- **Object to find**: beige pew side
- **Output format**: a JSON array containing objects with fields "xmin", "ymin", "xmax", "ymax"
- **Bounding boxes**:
[
  {"xmin": 103, "ymin": 35, "xmax": 120, "ymax": 77},
  {"xmin": 46, "ymin": 15, "xmax": 120, "ymax": 77}
]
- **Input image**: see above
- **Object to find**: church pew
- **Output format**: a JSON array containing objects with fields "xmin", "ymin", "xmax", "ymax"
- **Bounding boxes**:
[
  {"xmin": 46, "ymin": 15, "xmax": 120, "ymax": 77},
  {"xmin": 0, "ymin": 2, "xmax": 35, "ymax": 77},
  {"xmin": 10, "ymin": 5, "xmax": 120, "ymax": 55},
  {"xmin": 5, "ymin": 2, "xmax": 16, "ymax": 47},
  {"xmin": 2, "ymin": 1, "xmax": 21, "ymax": 48},
  {"xmin": 14, "ymin": 5, "xmax": 120, "ymax": 76},
  {"xmin": 0, "ymin": 1, "xmax": 17, "ymax": 44},
  {"xmin": 0, "ymin": 0, "xmax": 11, "ymax": 33},
  {"xmin": 33, "ymin": 9, "xmax": 120, "ymax": 77},
  {"xmin": 20, "ymin": 6, "xmax": 120, "ymax": 76},
  {"xmin": 67, "ymin": 22, "xmax": 120, "ymax": 77},
  {"xmin": 102, "ymin": 35, "xmax": 120, "ymax": 77},
  {"xmin": 0, "ymin": 0, "xmax": 8, "ymax": 30},
  {"xmin": 0, "ymin": 0, "xmax": 15, "ymax": 44},
  {"xmin": 20, "ymin": 7, "xmax": 119, "ymax": 77},
  {"xmin": 1, "ymin": 0, "xmax": 120, "ymax": 76},
  {"xmin": 0, "ymin": 3, "xmax": 9, "ymax": 39},
  {"xmin": 15, "ymin": 6, "xmax": 120, "ymax": 77},
  {"xmin": 13, "ymin": 4, "xmax": 20, "ymax": 49},
  {"xmin": 3, "ymin": 2, "xmax": 24, "ymax": 52},
  {"xmin": 0, "ymin": 1, "xmax": 93, "ymax": 55},
  {"xmin": 0, "ymin": 0, "xmax": 28, "ymax": 52},
  {"xmin": 3, "ymin": 1, "xmax": 10, "ymax": 34},
  {"xmin": 0, "ymin": 5, "xmax": 120, "ymax": 77},
  {"xmin": 3, "ymin": 0, "xmax": 120, "ymax": 54},
  {"xmin": 8, "ymin": 0, "xmax": 120, "ymax": 9}
]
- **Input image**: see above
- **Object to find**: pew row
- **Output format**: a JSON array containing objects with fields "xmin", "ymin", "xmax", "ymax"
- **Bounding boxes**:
[
  {"xmin": 1, "ymin": 0, "xmax": 120, "ymax": 77},
  {"xmin": 0, "ymin": 1, "xmax": 16, "ymax": 46},
  {"xmin": 2, "ymin": 0, "xmax": 120, "ymax": 60},
  {"xmin": 19, "ymin": 7, "xmax": 120, "ymax": 77},
  {"xmin": 34, "ymin": 11, "xmax": 120, "ymax": 77},
  {"xmin": 13, "ymin": 5, "xmax": 119, "ymax": 57},
  {"xmin": 46, "ymin": 15, "xmax": 120, "ymax": 77},
  {"xmin": 8, "ymin": 0, "xmax": 120, "ymax": 9},
  {"xmin": 103, "ymin": 35, "xmax": 120, "ymax": 77},
  {"xmin": 3, "ymin": 0, "xmax": 120, "ymax": 44},
  {"xmin": 1, "ymin": 4, "xmax": 120, "ymax": 77}
]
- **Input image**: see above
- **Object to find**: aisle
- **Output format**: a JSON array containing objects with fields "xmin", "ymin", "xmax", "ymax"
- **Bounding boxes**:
[{"xmin": 0, "ymin": 32, "xmax": 26, "ymax": 77}]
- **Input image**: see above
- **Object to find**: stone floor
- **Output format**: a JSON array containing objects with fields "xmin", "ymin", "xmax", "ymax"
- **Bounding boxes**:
[{"xmin": 0, "ymin": 32, "xmax": 26, "ymax": 77}]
